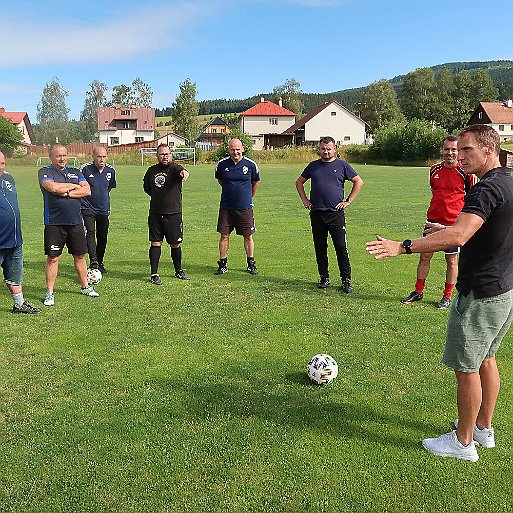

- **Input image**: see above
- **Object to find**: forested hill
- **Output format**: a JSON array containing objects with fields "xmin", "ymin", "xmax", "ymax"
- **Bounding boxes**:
[{"xmin": 156, "ymin": 60, "xmax": 513, "ymax": 117}]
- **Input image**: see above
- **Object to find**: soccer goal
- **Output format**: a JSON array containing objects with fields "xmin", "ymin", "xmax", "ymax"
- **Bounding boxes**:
[
  {"xmin": 140, "ymin": 147, "xmax": 196, "ymax": 166},
  {"xmin": 36, "ymin": 156, "xmax": 80, "ymax": 167}
]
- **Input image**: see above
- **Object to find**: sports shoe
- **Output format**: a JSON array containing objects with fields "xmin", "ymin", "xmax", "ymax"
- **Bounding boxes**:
[
  {"xmin": 341, "ymin": 278, "xmax": 352, "ymax": 294},
  {"xmin": 214, "ymin": 260, "xmax": 228, "ymax": 275},
  {"xmin": 12, "ymin": 302, "xmax": 42, "ymax": 314},
  {"xmin": 247, "ymin": 260, "xmax": 258, "ymax": 275},
  {"xmin": 422, "ymin": 430, "xmax": 478, "ymax": 462},
  {"xmin": 81, "ymin": 285, "xmax": 99, "ymax": 297},
  {"xmin": 318, "ymin": 275, "xmax": 330, "ymax": 289},
  {"xmin": 43, "ymin": 292, "xmax": 55, "ymax": 307},
  {"xmin": 454, "ymin": 418, "xmax": 495, "ymax": 448},
  {"xmin": 175, "ymin": 270, "xmax": 190, "ymax": 280},
  {"xmin": 401, "ymin": 291, "xmax": 423, "ymax": 304},
  {"xmin": 436, "ymin": 296, "xmax": 451, "ymax": 309},
  {"xmin": 150, "ymin": 273, "xmax": 162, "ymax": 285},
  {"xmin": 98, "ymin": 263, "xmax": 108, "ymax": 274}
]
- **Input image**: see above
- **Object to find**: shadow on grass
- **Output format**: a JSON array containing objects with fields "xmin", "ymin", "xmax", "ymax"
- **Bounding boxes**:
[{"xmin": 151, "ymin": 375, "xmax": 433, "ymax": 451}]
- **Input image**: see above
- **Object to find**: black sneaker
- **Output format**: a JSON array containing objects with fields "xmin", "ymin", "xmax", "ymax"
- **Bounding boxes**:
[
  {"xmin": 214, "ymin": 260, "xmax": 228, "ymax": 275},
  {"xmin": 401, "ymin": 291, "xmax": 423, "ymax": 304},
  {"xmin": 175, "ymin": 270, "xmax": 190, "ymax": 280},
  {"xmin": 98, "ymin": 263, "xmax": 108, "ymax": 274},
  {"xmin": 89, "ymin": 262, "xmax": 99, "ymax": 270},
  {"xmin": 436, "ymin": 296, "xmax": 451, "ymax": 309},
  {"xmin": 318, "ymin": 275, "xmax": 330, "ymax": 289},
  {"xmin": 247, "ymin": 260, "xmax": 258, "ymax": 275},
  {"xmin": 341, "ymin": 279, "xmax": 352, "ymax": 294},
  {"xmin": 150, "ymin": 273, "xmax": 162, "ymax": 285},
  {"xmin": 12, "ymin": 302, "xmax": 42, "ymax": 314}
]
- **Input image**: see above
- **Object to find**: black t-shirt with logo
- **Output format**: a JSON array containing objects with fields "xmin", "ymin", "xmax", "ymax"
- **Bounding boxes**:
[{"xmin": 143, "ymin": 162, "xmax": 185, "ymax": 214}]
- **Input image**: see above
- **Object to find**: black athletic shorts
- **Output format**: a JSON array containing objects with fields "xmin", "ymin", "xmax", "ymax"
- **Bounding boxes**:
[
  {"xmin": 44, "ymin": 224, "xmax": 88, "ymax": 256},
  {"xmin": 148, "ymin": 211, "xmax": 183, "ymax": 244},
  {"xmin": 217, "ymin": 208, "xmax": 256, "ymax": 236}
]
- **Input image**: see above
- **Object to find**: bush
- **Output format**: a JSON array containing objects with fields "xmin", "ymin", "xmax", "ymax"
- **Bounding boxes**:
[{"xmin": 369, "ymin": 119, "xmax": 447, "ymax": 163}]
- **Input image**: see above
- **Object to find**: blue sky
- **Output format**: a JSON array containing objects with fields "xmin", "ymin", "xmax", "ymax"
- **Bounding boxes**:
[{"xmin": 1, "ymin": 0, "xmax": 511, "ymax": 121}]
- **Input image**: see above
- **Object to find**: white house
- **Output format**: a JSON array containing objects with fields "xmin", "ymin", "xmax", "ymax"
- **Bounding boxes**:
[
  {"xmin": 283, "ymin": 100, "xmax": 369, "ymax": 146},
  {"xmin": 157, "ymin": 132, "xmax": 187, "ymax": 148},
  {"xmin": 240, "ymin": 99, "xmax": 296, "ymax": 150},
  {"xmin": 467, "ymin": 100, "xmax": 513, "ymax": 142},
  {"xmin": 0, "ymin": 107, "xmax": 35, "ymax": 145},
  {"xmin": 98, "ymin": 106, "xmax": 155, "ymax": 146}
]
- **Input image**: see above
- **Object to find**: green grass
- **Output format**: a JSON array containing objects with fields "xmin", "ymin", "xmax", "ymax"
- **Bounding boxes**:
[{"xmin": 1, "ymin": 163, "xmax": 513, "ymax": 512}]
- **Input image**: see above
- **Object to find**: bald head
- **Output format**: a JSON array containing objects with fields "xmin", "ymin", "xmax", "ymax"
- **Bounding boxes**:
[
  {"xmin": 228, "ymin": 138, "xmax": 244, "ymax": 164},
  {"xmin": 92, "ymin": 146, "xmax": 108, "ymax": 170}
]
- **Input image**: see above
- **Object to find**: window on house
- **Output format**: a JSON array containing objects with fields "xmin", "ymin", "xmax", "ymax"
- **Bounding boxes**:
[
  {"xmin": 121, "ymin": 110, "xmax": 131, "ymax": 115},
  {"xmin": 344, "ymin": 136, "xmax": 351, "ymax": 141},
  {"xmin": 110, "ymin": 137, "xmax": 119, "ymax": 145},
  {"xmin": 135, "ymin": 137, "xmax": 144, "ymax": 142},
  {"xmin": 499, "ymin": 125, "xmax": 505, "ymax": 131},
  {"xmin": 122, "ymin": 121, "xmax": 130, "ymax": 129},
  {"xmin": 221, "ymin": 128, "xmax": 225, "ymax": 133},
  {"xmin": 212, "ymin": 128, "xmax": 217, "ymax": 133},
  {"xmin": 478, "ymin": 112, "xmax": 483, "ymax": 119},
  {"xmin": 169, "ymin": 142, "xmax": 175, "ymax": 147},
  {"xmin": 331, "ymin": 112, "xmax": 337, "ymax": 116},
  {"xmin": 269, "ymin": 118, "xmax": 278, "ymax": 125}
]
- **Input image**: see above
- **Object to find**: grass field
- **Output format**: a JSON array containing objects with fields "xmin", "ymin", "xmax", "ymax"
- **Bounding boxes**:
[{"xmin": 1, "ymin": 162, "xmax": 513, "ymax": 512}]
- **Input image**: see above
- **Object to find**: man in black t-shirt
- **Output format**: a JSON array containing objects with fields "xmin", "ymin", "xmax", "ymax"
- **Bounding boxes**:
[
  {"xmin": 143, "ymin": 144, "xmax": 190, "ymax": 285},
  {"xmin": 367, "ymin": 125, "xmax": 513, "ymax": 463}
]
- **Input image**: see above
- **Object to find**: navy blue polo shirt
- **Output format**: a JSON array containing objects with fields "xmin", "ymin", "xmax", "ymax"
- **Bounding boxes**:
[
  {"xmin": 80, "ymin": 162, "xmax": 117, "ymax": 215},
  {"xmin": 38, "ymin": 165, "xmax": 87, "ymax": 225},
  {"xmin": 301, "ymin": 158, "xmax": 358, "ymax": 211},
  {"xmin": 0, "ymin": 171, "xmax": 22, "ymax": 249},
  {"xmin": 215, "ymin": 156, "xmax": 260, "ymax": 210}
]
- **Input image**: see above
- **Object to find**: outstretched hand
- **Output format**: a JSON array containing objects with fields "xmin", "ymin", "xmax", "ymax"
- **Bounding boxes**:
[{"xmin": 366, "ymin": 235, "xmax": 403, "ymax": 259}]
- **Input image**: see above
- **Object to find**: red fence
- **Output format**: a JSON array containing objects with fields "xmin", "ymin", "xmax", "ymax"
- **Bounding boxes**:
[{"xmin": 27, "ymin": 140, "xmax": 158, "ymax": 156}]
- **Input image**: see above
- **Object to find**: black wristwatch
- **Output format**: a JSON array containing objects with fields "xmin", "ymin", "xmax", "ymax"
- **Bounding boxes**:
[{"xmin": 402, "ymin": 239, "xmax": 413, "ymax": 254}]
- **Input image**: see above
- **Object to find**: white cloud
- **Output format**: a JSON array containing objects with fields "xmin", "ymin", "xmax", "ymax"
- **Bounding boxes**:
[{"xmin": 0, "ymin": 2, "xmax": 206, "ymax": 67}]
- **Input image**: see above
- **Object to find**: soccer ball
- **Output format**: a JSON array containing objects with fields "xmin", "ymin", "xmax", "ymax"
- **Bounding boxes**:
[
  {"xmin": 307, "ymin": 354, "xmax": 338, "ymax": 385},
  {"xmin": 87, "ymin": 268, "xmax": 102, "ymax": 285}
]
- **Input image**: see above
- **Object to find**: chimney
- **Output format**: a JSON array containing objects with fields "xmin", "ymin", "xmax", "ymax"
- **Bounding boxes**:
[
  {"xmin": 260, "ymin": 97, "xmax": 265, "ymax": 103},
  {"xmin": 507, "ymin": 99, "xmax": 512, "ymax": 108},
  {"xmin": 278, "ymin": 97, "xmax": 283, "ymax": 108}
]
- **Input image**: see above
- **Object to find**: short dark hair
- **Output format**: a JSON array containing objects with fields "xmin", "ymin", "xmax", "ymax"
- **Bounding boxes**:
[
  {"xmin": 157, "ymin": 143, "xmax": 170, "ymax": 154},
  {"xmin": 459, "ymin": 124, "xmax": 500, "ymax": 156},
  {"xmin": 319, "ymin": 136, "xmax": 336, "ymax": 146},
  {"xmin": 443, "ymin": 135, "xmax": 458, "ymax": 144}
]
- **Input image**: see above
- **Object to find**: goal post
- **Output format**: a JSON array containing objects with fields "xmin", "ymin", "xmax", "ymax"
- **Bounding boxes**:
[{"xmin": 140, "ymin": 147, "xmax": 196, "ymax": 166}]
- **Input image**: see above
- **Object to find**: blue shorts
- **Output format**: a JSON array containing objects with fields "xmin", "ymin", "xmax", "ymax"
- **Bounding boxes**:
[{"xmin": 0, "ymin": 245, "xmax": 23, "ymax": 285}]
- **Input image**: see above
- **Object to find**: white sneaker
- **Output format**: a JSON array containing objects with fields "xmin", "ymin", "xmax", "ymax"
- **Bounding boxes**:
[
  {"xmin": 81, "ymin": 285, "xmax": 100, "ymax": 297},
  {"xmin": 44, "ymin": 292, "xmax": 55, "ymax": 306},
  {"xmin": 454, "ymin": 418, "xmax": 495, "ymax": 448},
  {"xmin": 422, "ymin": 431, "xmax": 478, "ymax": 462}
]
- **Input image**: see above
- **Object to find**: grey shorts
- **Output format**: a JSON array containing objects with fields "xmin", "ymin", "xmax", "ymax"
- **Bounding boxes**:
[{"xmin": 443, "ymin": 290, "xmax": 513, "ymax": 372}]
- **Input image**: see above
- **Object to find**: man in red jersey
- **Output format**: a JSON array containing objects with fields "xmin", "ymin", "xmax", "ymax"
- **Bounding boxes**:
[{"xmin": 401, "ymin": 136, "xmax": 478, "ymax": 309}]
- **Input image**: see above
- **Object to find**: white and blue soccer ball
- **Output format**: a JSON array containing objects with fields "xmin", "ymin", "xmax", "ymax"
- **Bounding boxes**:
[
  {"xmin": 87, "ymin": 268, "xmax": 102, "ymax": 285},
  {"xmin": 307, "ymin": 354, "xmax": 338, "ymax": 385}
]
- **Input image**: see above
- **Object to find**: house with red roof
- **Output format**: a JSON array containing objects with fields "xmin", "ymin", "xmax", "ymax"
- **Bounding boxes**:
[
  {"xmin": 467, "ymin": 100, "xmax": 513, "ymax": 142},
  {"xmin": 98, "ymin": 105, "xmax": 155, "ymax": 146},
  {"xmin": 0, "ymin": 108, "xmax": 35, "ymax": 145},
  {"xmin": 282, "ymin": 100, "xmax": 369, "ymax": 147},
  {"xmin": 241, "ymin": 99, "xmax": 296, "ymax": 150}
]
